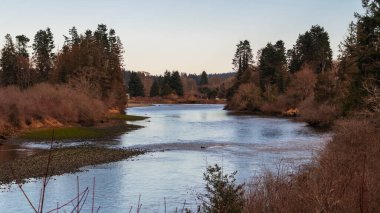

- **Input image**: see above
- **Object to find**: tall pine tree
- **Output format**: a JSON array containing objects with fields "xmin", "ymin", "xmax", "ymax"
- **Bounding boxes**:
[
  {"xmin": 32, "ymin": 28, "xmax": 55, "ymax": 82},
  {"xmin": 0, "ymin": 34, "xmax": 17, "ymax": 86}
]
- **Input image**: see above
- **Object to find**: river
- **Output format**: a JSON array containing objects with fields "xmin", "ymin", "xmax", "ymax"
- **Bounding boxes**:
[{"xmin": 0, "ymin": 104, "xmax": 330, "ymax": 212}]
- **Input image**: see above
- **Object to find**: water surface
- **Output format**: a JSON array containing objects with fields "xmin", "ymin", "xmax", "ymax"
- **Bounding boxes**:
[{"xmin": 0, "ymin": 104, "xmax": 330, "ymax": 212}]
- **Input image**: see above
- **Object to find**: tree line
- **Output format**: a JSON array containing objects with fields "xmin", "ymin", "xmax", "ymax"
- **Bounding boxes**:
[
  {"xmin": 226, "ymin": 0, "xmax": 380, "ymax": 126},
  {"xmin": 0, "ymin": 24, "xmax": 126, "ymax": 111},
  {"xmin": 126, "ymin": 70, "xmax": 231, "ymax": 99}
]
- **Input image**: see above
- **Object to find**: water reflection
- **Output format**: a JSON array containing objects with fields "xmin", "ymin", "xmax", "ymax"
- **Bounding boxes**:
[
  {"xmin": 0, "ymin": 144, "xmax": 38, "ymax": 163},
  {"xmin": 0, "ymin": 104, "xmax": 331, "ymax": 212}
]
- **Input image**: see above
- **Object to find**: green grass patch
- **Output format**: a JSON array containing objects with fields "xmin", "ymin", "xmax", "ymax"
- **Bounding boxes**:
[
  {"xmin": 21, "ymin": 123, "xmax": 142, "ymax": 141},
  {"xmin": 21, "ymin": 127, "xmax": 105, "ymax": 140},
  {"xmin": 109, "ymin": 114, "xmax": 148, "ymax": 121}
]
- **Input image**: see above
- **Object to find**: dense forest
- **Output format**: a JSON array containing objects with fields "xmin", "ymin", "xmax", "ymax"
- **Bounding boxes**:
[
  {"xmin": 124, "ymin": 70, "xmax": 233, "ymax": 100},
  {"xmin": 0, "ymin": 24, "xmax": 126, "ymax": 135},
  {"xmin": 224, "ymin": 1, "xmax": 380, "ymax": 128}
]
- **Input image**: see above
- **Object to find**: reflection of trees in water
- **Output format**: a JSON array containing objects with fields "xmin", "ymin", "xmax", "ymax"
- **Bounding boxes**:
[
  {"xmin": 0, "ymin": 144, "xmax": 37, "ymax": 163},
  {"xmin": 261, "ymin": 127, "xmax": 283, "ymax": 139}
]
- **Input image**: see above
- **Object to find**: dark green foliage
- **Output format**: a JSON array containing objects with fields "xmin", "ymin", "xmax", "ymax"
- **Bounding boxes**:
[
  {"xmin": 15, "ymin": 35, "xmax": 30, "ymax": 58},
  {"xmin": 0, "ymin": 34, "xmax": 17, "ymax": 86},
  {"xmin": 200, "ymin": 71, "xmax": 208, "ymax": 85},
  {"xmin": 150, "ymin": 79, "xmax": 160, "ymax": 97},
  {"xmin": 337, "ymin": 0, "xmax": 380, "ymax": 113},
  {"xmin": 227, "ymin": 40, "xmax": 254, "ymax": 101},
  {"xmin": 128, "ymin": 72, "xmax": 145, "ymax": 97},
  {"xmin": 169, "ymin": 71, "xmax": 184, "ymax": 96},
  {"xmin": 199, "ymin": 87, "xmax": 218, "ymax": 99},
  {"xmin": 258, "ymin": 40, "xmax": 288, "ymax": 94},
  {"xmin": 161, "ymin": 71, "xmax": 172, "ymax": 96},
  {"xmin": 32, "ymin": 28, "xmax": 55, "ymax": 82},
  {"xmin": 198, "ymin": 164, "xmax": 245, "ymax": 213},
  {"xmin": 0, "ymin": 34, "xmax": 33, "ymax": 89},
  {"xmin": 288, "ymin": 25, "xmax": 332, "ymax": 74},
  {"xmin": 356, "ymin": 0, "xmax": 380, "ymax": 83},
  {"xmin": 232, "ymin": 40, "xmax": 253, "ymax": 83},
  {"xmin": 54, "ymin": 25, "xmax": 127, "ymax": 110}
]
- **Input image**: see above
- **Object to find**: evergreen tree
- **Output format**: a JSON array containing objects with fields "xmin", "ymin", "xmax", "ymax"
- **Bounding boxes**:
[
  {"xmin": 150, "ymin": 78, "xmax": 160, "ymax": 97},
  {"xmin": 54, "ymin": 25, "xmax": 127, "ymax": 111},
  {"xmin": 337, "ymin": 0, "xmax": 380, "ymax": 112},
  {"xmin": 200, "ymin": 71, "xmax": 208, "ymax": 85},
  {"xmin": 227, "ymin": 40, "xmax": 254, "ymax": 100},
  {"xmin": 161, "ymin": 71, "xmax": 172, "ymax": 96},
  {"xmin": 258, "ymin": 40, "xmax": 288, "ymax": 94},
  {"xmin": 169, "ymin": 71, "xmax": 184, "ymax": 96},
  {"xmin": 356, "ymin": 0, "xmax": 380, "ymax": 83},
  {"xmin": 288, "ymin": 25, "xmax": 332, "ymax": 74},
  {"xmin": 128, "ymin": 72, "xmax": 145, "ymax": 97},
  {"xmin": 232, "ymin": 40, "xmax": 253, "ymax": 83},
  {"xmin": 32, "ymin": 28, "xmax": 55, "ymax": 82},
  {"xmin": 15, "ymin": 35, "xmax": 30, "ymax": 58},
  {"xmin": 0, "ymin": 34, "xmax": 17, "ymax": 86},
  {"xmin": 15, "ymin": 35, "xmax": 32, "ymax": 89}
]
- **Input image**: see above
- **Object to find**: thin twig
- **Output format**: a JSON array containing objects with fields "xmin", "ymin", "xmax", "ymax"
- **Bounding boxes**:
[
  {"xmin": 10, "ymin": 166, "xmax": 38, "ymax": 213},
  {"xmin": 40, "ymin": 129, "xmax": 55, "ymax": 213},
  {"xmin": 181, "ymin": 200, "xmax": 187, "ymax": 213},
  {"xmin": 46, "ymin": 188, "xmax": 89, "ymax": 213},
  {"xmin": 92, "ymin": 177, "xmax": 95, "ymax": 213}
]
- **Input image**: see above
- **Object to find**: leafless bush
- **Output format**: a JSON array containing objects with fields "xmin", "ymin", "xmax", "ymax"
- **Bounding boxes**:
[
  {"xmin": 0, "ymin": 83, "xmax": 106, "ymax": 134},
  {"xmin": 260, "ymin": 95, "xmax": 291, "ymax": 115},
  {"xmin": 299, "ymin": 97, "xmax": 340, "ymax": 127},
  {"xmin": 244, "ymin": 119, "xmax": 380, "ymax": 212},
  {"xmin": 228, "ymin": 83, "xmax": 263, "ymax": 111},
  {"xmin": 285, "ymin": 65, "xmax": 317, "ymax": 106}
]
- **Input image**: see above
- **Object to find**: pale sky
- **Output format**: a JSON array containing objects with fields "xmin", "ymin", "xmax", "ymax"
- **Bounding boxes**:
[{"xmin": 0, "ymin": 0, "xmax": 363, "ymax": 75}]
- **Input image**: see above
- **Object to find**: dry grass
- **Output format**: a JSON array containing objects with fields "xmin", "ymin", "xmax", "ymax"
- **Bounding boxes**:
[
  {"xmin": 299, "ymin": 97, "xmax": 340, "ymax": 127},
  {"xmin": 244, "ymin": 119, "xmax": 380, "ymax": 212},
  {"xmin": 0, "ymin": 83, "xmax": 106, "ymax": 136}
]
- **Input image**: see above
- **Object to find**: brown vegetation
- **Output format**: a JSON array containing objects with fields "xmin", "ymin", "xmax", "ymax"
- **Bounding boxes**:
[
  {"xmin": 128, "ymin": 96, "xmax": 226, "ymax": 105},
  {"xmin": 244, "ymin": 119, "xmax": 380, "ymax": 212},
  {"xmin": 0, "ymin": 83, "xmax": 106, "ymax": 137}
]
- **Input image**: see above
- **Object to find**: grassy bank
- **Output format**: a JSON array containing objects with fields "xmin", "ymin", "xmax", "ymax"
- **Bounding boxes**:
[
  {"xmin": 0, "ymin": 146, "xmax": 144, "ymax": 184},
  {"xmin": 19, "ymin": 114, "xmax": 147, "ymax": 141}
]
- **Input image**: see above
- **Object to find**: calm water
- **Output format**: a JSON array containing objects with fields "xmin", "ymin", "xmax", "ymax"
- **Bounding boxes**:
[{"xmin": 0, "ymin": 104, "xmax": 330, "ymax": 212}]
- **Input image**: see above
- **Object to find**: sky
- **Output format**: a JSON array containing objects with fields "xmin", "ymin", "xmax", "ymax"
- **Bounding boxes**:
[{"xmin": 0, "ymin": 0, "xmax": 363, "ymax": 75}]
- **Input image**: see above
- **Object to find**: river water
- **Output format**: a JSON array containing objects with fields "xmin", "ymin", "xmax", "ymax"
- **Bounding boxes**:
[{"xmin": 0, "ymin": 104, "xmax": 330, "ymax": 212}]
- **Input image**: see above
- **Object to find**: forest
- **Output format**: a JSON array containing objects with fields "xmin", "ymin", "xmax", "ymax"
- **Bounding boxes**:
[{"xmin": 0, "ymin": 24, "xmax": 127, "ymax": 136}]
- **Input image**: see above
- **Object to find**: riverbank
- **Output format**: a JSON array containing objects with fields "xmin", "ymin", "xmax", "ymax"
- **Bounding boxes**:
[
  {"xmin": 2, "ymin": 113, "xmax": 148, "ymax": 142},
  {"xmin": 243, "ymin": 118, "xmax": 380, "ymax": 212},
  {"xmin": 0, "ymin": 146, "xmax": 144, "ymax": 184},
  {"xmin": 128, "ymin": 97, "xmax": 226, "ymax": 106}
]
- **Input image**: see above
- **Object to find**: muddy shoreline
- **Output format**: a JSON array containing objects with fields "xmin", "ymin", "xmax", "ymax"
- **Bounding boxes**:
[{"xmin": 0, "ymin": 146, "xmax": 145, "ymax": 185}]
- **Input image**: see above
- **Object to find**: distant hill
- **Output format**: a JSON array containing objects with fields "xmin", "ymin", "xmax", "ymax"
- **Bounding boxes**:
[{"xmin": 208, "ymin": 72, "xmax": 235, "ymax": 79}]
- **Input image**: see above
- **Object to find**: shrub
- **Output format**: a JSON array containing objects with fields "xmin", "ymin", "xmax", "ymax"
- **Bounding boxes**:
[
  {"xmin": 285, "ymin": 65, "xmax": 317, "ymax": 106},
  {"xmin": 227, "ymin": 83, "xmax": 263, "ymax": 111},
  {"xmin": 198, "ymin": 164, "xmax": 245, "ymax": 213},
  {"xmin": 0, "ymin": 83, "xmax": 106, "ymax": 133},
  {"xmin": 299, "ymin": 97, "xmax": 340, "ymax": 127},
  {"xmin": 244, "ymin": 119, "xmax": 380, "ymax": 212}
]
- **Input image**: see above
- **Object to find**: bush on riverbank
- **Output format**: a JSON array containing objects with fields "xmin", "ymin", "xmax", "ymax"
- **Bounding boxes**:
[
  {"xmin": 243, "ymin": 119, "xmax": 380, "ymax": 212},
  {"xmin": 0, "ymin": 83, "xmax": 106, "ymax": 136}
]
